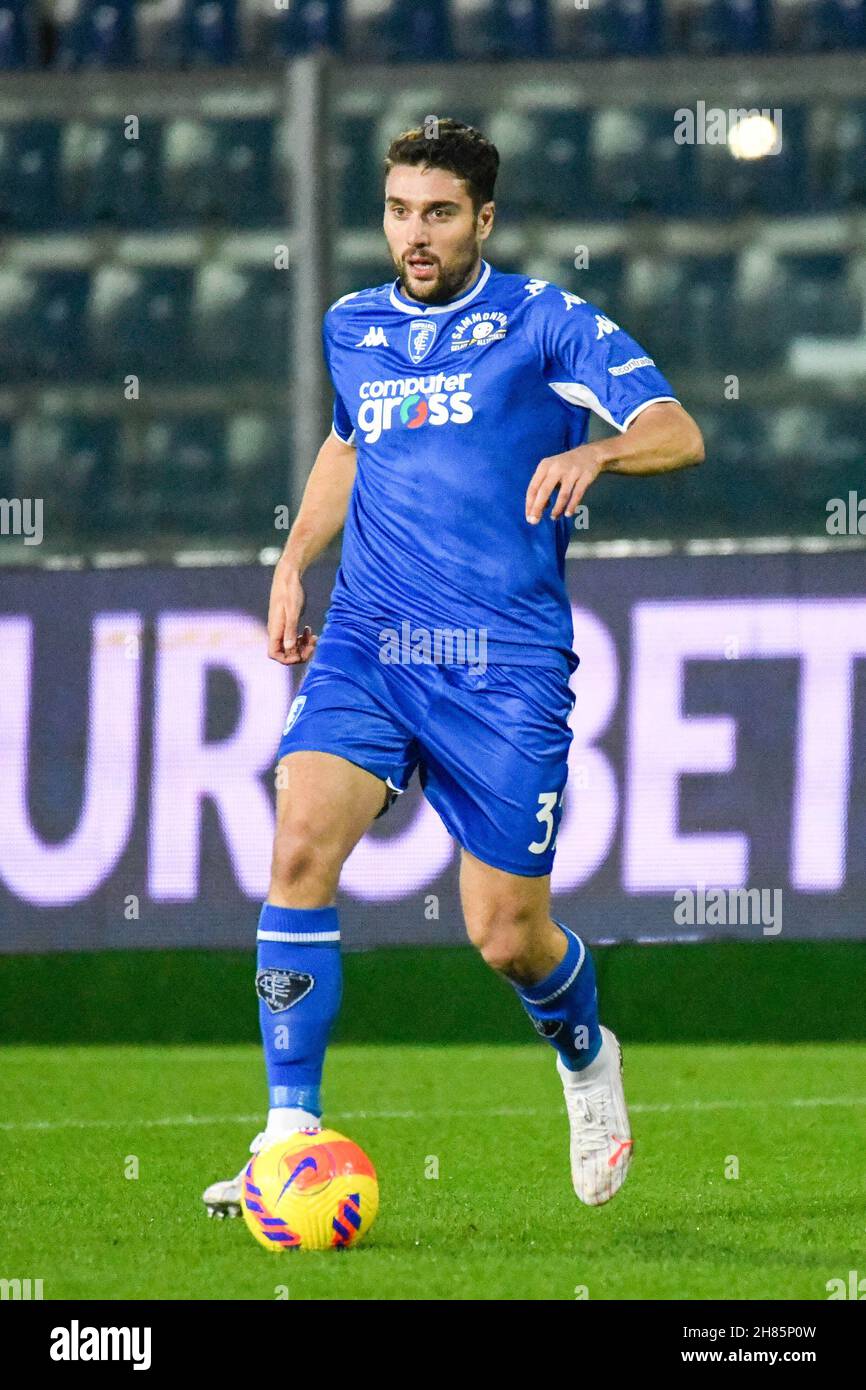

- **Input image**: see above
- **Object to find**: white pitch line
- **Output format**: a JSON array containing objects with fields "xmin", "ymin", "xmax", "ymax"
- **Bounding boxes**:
[{"xmin": 1, "ymin": 1096, "xmax": 865, "ymax": 1134}]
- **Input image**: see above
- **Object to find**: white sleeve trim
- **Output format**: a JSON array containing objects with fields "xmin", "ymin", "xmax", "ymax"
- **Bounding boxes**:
[
  {"xmin": 549, "ymin": 382, "xmax": 679, "ymax": 434},
  {"xmin": 621, "ymin": 396, "xmax": 680, "ymax": 430},
  {"xmin": 331, "ymin": 422, "xmax": 356, "ymax": 446}
]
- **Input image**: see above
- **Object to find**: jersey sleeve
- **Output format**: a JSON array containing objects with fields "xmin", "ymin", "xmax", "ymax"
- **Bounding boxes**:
[
  {"xmin": 322, "ymin": 310, "xmax": 356, "ymax": 446},
  {"xmin": 532, "ymin": 286, "xmax": 679, "ymax": 432}
]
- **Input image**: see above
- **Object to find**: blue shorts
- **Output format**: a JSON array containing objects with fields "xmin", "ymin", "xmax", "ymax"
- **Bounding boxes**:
[{"xmin": 275, "ymin": 622, "xmax": 576, "ymax": 877}]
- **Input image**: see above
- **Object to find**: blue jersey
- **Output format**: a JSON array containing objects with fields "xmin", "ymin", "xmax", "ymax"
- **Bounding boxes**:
[{"xmin": 322, "ymin": 259, "xmax": 678, "ymax": 675}]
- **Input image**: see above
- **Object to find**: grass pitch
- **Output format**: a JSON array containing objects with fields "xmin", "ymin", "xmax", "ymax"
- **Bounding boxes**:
[{"xmin": 2, "ymin": 1041, "xmax": 863, "ymax": 1301}]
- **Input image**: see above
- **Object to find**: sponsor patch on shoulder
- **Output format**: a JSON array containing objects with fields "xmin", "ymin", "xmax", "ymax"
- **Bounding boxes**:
[{"xmin": 608, "ymin": 356, "xmax": 654, "ymax": 376}]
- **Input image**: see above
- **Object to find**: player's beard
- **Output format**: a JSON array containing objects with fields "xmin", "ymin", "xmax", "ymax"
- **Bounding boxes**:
[{"xmin": 395, "ymin": 238, "xmax": 481, "ymax": 305}]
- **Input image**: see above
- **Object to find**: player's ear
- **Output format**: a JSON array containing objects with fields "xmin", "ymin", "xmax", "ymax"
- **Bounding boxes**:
[{"xmin": 477, "ymin": 201, "xmax": 495, "ymax": 238}]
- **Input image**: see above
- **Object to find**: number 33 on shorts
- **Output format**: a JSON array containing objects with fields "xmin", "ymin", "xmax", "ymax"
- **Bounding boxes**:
[{"xmin": 529, "ymin": 790, "xmax": 565, "ymax": 855}]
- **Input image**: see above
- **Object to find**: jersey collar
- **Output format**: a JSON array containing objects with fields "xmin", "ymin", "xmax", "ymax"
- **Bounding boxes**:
[{"xmin": 389, "ymin": 259, "xmax": 491, "ymax": 316}]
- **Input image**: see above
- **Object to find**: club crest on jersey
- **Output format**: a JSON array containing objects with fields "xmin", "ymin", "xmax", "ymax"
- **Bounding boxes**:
[
  {"xmin": 450, "ymin": 309, "xmax": 508, "ymax": 352},
  {"xmin": 407, "ymin": 318, "xmax": 437, "ymax": 363},
  {"xmin": 256, "ymin": 967, "xmax": 314, "ymax": 1014}
]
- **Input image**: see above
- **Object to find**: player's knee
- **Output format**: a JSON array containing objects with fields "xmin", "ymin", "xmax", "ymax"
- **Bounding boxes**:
[
  {"xmin": 270, "ymin": 826, "xmax": 338, "ymax": 897},
  {"xmin": 465, "ymin": 905, "xmax": 535, "ymax": 974}
]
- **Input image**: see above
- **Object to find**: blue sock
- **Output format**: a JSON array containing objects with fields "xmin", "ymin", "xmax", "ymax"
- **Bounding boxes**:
[
  {"xmin": 509, "ymin": 922, "xmax": 603, "ymax": 1072},
  {"xmin": 256, "ymin": 903, "xmax": 343, "ymax": 1116}
]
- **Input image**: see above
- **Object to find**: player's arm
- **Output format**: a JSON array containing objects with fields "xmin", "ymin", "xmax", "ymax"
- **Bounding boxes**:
[
  {"xmin": 267, "ymin": 429, "xmax": 357, "ymax": 664},
  {"xmin": 526, "ymin": 400, "xmax": 704, "ymax": 524}
]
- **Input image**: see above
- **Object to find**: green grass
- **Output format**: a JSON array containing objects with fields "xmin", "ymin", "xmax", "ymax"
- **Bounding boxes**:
[{"xmin": 2, "ymin": 1040, "xmax": 864, "ymax": 1300}]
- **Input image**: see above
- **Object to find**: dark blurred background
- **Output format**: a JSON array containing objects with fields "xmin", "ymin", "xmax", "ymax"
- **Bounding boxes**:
[{"xmin": 0, "ymin": 0, "xmax": 863, "ymax": 560}]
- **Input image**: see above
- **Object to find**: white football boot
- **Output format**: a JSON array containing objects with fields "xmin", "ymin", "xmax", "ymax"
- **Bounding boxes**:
[
  {"xmin": 202, "ymin": 1122, "xmax": 322, "ymax": 1219},
  {"xmin": 556, "ymin": 1024, "xmax": 633, "ymax": 1206}
]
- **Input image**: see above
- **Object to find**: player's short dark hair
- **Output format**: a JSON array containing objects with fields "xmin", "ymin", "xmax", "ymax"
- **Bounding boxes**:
[{"xmin": 384, "ymin": 119, "xmax": 499, "ymax": 213}]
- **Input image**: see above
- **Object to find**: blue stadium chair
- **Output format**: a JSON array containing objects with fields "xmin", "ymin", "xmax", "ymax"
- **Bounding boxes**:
[
  {"xmin": 51, "ymin": 0, "xmax": 137, "ymax": 69},
  {"xmin": 786, "ymin": 0, "xmax": 866, "ymax": 51},
  {"xmin": 551, "ymin": 0, "xmax": 662, "ymax": 59},
  {"xmin": 161, "ymin": 117, "xmax": 279, "ymax": 225},
  {"xmin": 226, "ymin": 410, "xmax": 290, "ymax": 533},
  {"xmin": 60, "ymin": 119, "xmax": 161, "ymax": 227},
  {"xmin": 775, "ymin": 252, "xmax": 861, "ymax": 339},
  {"xmin": 0, "ymin": 120, "xmax": 61, "ymax": 230},
  {"xmin": 825, "ymin": 103, "xmax": 866, "ymax": 207},
  {"xmin": 190, "ymin": 262, "xmax": 290, "ymax": 380},
  {"xmin": 691, "ymin": 106, "xmax": 808, "ymax": 215},
  {"xmin": 491, "ymin": 107, "xmax": 591, "ymax": 218},
  {"xmin": 678, "ymin": 0, "xmax": 770, "ymax": 54},
  {"xmin": 332, "ymin": 112, "xmax": 385, "ymax": 228},
  {"xmin": 450, "ymin": 0, "xmax": 550, "ymax": 59},
  {"xmin": 344, "ymin": 0, "xmax": 452, "ymax": 62},
  {"xmin": 0, "ymin": 0, "xmax": 34, "ymax": 68},
  {"xmin": 0, "ymin": 269, "xmax": 89, "ymax": 383},
  {"xmin": 623, "ymin": 253, "xmax": 736, "ymax": 370},
  {"xmin": 88, "ymin": 264, "xmax": 193, "ymax": 378},
  {"xmin": 138, "ymin": 415, "xmax": 231, "ymax": 531},
  {"xmin": 732, "ymin": 256, "xmax": 788, "ymax": 369},
  {"xmin": 589, "ymin": 107, "xmax": 692, "ymax": 216},
  {"xmin": 245, "ymin": 0, "xmax": 343, "ymax": 61},
  {"xmin": 182, "ymin": 0, "xmax": 239, "ymax": 65}
]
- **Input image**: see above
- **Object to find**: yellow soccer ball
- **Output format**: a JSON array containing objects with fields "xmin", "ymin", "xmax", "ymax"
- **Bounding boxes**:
[{"xmin": 241, "ymin": 1128, "xmax": 379, "ymax": 1251}]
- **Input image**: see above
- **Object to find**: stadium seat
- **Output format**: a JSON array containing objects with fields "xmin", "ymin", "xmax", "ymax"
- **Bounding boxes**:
[
  {"xmin": 332, "ymin": 112, "xmax": 386, "ymax": 229},
  {"xmin": 13, "ymin": 415, "xmax": 120, "ymax": 531},
  {"xmin": 182, "ymin": 0, "xmax": 239, "ymax": 64},
  {"xmin": 344, "ymin": 0, "xmax": 453, "ymax": 62},
  {"xmin": 677, "ymin": 0, "xmax": 770, "ymax": 54},
  {"xmin": 624, "ymin": 253, "xmax": 737, "ymax": 370},
  {"xmin": 450, "ymin": 0, "xmax": 551, "ymax": 60},
  {"xmin": 0, "ymin": 120, "xmax": 61, "ymax": 230},
  {"xmin": 88, "ymin": 264, "xmax": 194, "ymax": 378},
  {"xmin": 226, "ymin": 410, "xmax": 290, "ymax": 533},
  {"xmin": 51, "ymin": 0, "xmax": 137, "ymax": 68},
  {"xmin": 244, "ymin": 0, "xmax": 343, "ymax": 62},
  {"xmin": 492, "ymin": 106, "xmax": 592, "ymax": 218},
  {"xmin": 550, "ymin": 0, "xmax": 663, "ymax": 59},
  {"xmin": 824, "ymin": 103, "xmax": 866, "ymax": 207},
  {"xmin": 60, "ymin": 118, "xmax": 162, "ymax": 227},
  {"xmin": 136, "ymin": 414, "xmax": 232, "ymax": 531},
  {"xmin": 190, "ymin": 262, "xmax": 290, "ymax": 379},
  {"xmin": 775, "ymin": 252, "xmax": 861, "ymax": 340},
  {"xmin": 691, "ymin": 106, "xmax": 808, "ymax": 215},
  {"xmin": 589, "ymin": 107, "xmax": 691, "ymax": 215},
  {"xmin": 161, "ymin": 117, "xmax": 279, "ymax": 225},
  {"xmin": 0, "ymin": 269, "xmax": 89, "ymax": 383},
  {"xmin": 0, "ymin": 0, "xmax": 33, "ymax": 68},
  {"xmin": 781, "ymin": 0, "xmax": 866, "ymax": 51}
]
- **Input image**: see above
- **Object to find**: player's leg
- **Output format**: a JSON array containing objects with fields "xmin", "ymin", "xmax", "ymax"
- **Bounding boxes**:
[
  {"xmin": 458, "ymin": 848, "xmax": 602, "ymax": 1072},
  {"xmin": 459, "ymin": 848, "xmax": 632, "ymax": 1207},
  {"xmin": 203, "ymin": 750, "xmax": 389, "ymax": 1218}
]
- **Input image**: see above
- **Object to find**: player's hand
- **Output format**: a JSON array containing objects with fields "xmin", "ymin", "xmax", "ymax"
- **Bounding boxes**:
[
  {"xmin": 267, "ymin": 564, "xmax": 318, "ymax": 665},
  {"xmin": 525, "ymin": 443, "xmax": 606, "ymax": 525}
]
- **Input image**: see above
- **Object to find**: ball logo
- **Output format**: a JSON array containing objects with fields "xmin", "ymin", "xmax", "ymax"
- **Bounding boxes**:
[
  {"xmin": 450, "ymin": 309, "xmax": 507, "ymax": 352},
  {"xmin": 277, "ymin": 1147, "xmax": 334, "ymax": 1201},
  {"xmin": 399, "ymin": 394, "xmax": 429, "ymax": 428}
]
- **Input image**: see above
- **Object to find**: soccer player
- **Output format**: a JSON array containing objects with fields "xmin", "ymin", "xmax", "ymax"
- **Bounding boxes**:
[{"xmin": 203, "ymin": 119, "xmax": 703, "ymax": 1219}]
